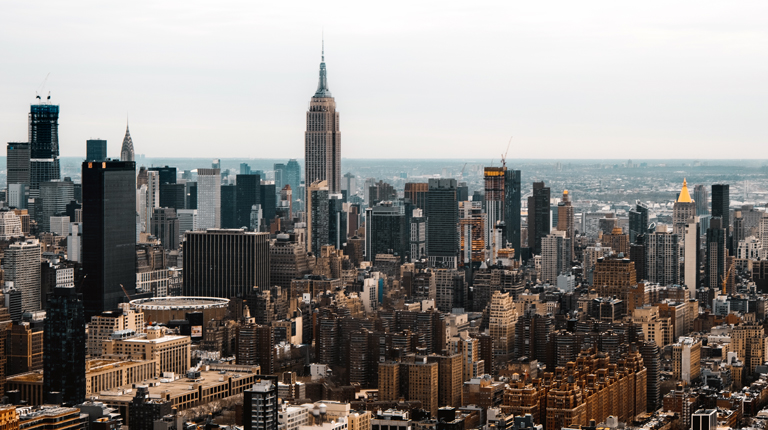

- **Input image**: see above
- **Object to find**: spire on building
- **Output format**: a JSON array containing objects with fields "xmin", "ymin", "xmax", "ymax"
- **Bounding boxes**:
[
  {"xmin": 120, "ymin": 121, "xmax": 135, "ymax": 162},
  {"xmin": 677, "ymin": 178, "xmax": 694, "ymax": 203},
  {"xmin": 313, "ymin": 38, "xmax": 332, "ymax": 98}
]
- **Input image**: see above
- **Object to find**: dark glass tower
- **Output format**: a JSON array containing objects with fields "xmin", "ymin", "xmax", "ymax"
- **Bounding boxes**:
[
  {"xmin": 711, "ymin": 184, "xmax": 730, "ymax": 251},
  {"xmin": 183, "ymin": 229, "xmax": 270, "ymax": 296},
  {"xmin": 527, "ymin": 182, "xmax": 551, "ymax": 255},
  {"xmin": 504, "ymin": 169, "xmax": 522, "ymax": 254},
  {"xmin": 426, "ymin": 178, "xmax": 458, "ymax": 268},
  {"xmin": 148, "ymin": 166, "xmax": 176, "ymax": 184},
  {"xmin": 43, "ymin": 286, "xmax": 85, "ymax": 406},
  {"xmin": 706, "ymin": 217, "xmax": 727, "ymax": 291},
  {"xmin": 221, "ymin": 184, "xmax": 237, "ymax": 228},
  {"xmin": 236, "ymin": 174, "xmax": 261, "ymax": 229},
  {"xmin": 260, "ymin": 182, "xmax": 276, "ymax": 228},
  {"xmin": 629, "ymin": 202, "xmax": 649, "ymax": 244},
  {"xmin": 86, "ymin": 139, "xmax": 107, "ymax": 162},
  {"xmin": 29, "ymin": 104, "xmax": 61, "ymax": 195},
  {"xmin": 365, "ymin": 203, "xmax": 405, "ymax": 261},
  {"xmin": 82, "ymin": 160, "xmax": 137, "ymax": 318}
]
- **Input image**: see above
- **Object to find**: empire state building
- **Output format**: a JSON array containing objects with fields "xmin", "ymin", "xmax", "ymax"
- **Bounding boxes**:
[{"xmin": 305, "ymin": 44, "xmax": 341, "ymax": 193}]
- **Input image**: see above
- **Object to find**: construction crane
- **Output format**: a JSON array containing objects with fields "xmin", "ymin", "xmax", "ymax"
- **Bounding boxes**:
[
  {"xmin": 119, "ymin": 283, "xmax": 132, "ymax": 301},
  {"xmin": 35, "ymin": 73, "xmax": 50, "ymax": 100},
  {"xmin": 460, "ymin": 162, "xmax": 467, "ymax": 178},
  {"xmin": 721, "ymin": 263, "xmax": 735, "ymax": 295},
  {"xmin": 501, "ymin": 136, "xmax": 512, "ymax": 168}
]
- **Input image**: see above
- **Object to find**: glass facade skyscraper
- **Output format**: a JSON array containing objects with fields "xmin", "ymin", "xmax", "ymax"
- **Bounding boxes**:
[{"xmin": 29, "ymin": 104, "xmax": 61, "ymax": 196}]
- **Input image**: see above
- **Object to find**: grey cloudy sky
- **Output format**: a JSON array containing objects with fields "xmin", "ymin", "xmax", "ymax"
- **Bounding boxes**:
[{"xmin": 1, "ymin": 0, "xmax": 766, "ymax": 160}]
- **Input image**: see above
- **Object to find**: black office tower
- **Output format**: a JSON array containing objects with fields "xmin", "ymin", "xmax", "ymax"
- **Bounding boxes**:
[
  {"xmin": 186, "ymin": 182, "xmax": 198, "ymax": 209},
  {"xmin": 82, "ymin": 160, "xmax": 137, "ymax": 318},
  {"xmin": 86, "ymin": 139, "xmax": 107, "ymax": 162},
  {"xmin": 365, "ymin": 203, "xmax": 405, "ymax": 261},
  {"xmin": 711, "ymin": 184, "xmax": 730, "ymax": 251},
  {"xmin": 260, "ymin": 183, "xmax": 277, "ymax": 228},
  {"xmin": 29, "ymin": 104, "xmax": 61, "ymax": 195},
  {"xmin": 426, "ymin": 178, "xmax": 458, "ymax": 268},
  {"xmin": 159, "ymin": 183, "xmax": 186, "ymax": 210},
  {"xmin": 148, "ymin": 166, "xmax": 177, "ymax": 184},
  {"xmin": 7, "ymin": 142, "xmax": 31, "ymax": 185},
  {"xmin": 183, "ymin": 229, "xmax": 270, "ymax": 297},
  {"xmin": 328, "ymin": 194, "xmax": 347, "ymax": 250},
  {"xmin": 129, "ymin": 386, "xmax": 172, "ymax": 430},
  {"xmin": 527, "ymin": 182, "xmax": 551, "ymax": 255},
  {"xmin": 221, "ymin": 184, "xmax": 237, "ymax": 228},
  {"xmin": 243, "ymin": 377, "xmax": 278, "ymax": 430},
  {"xmin": 236, "ymin": 174, "xmax": 261, "ymax": 229},
  {"xmin": 629, "ymin": 202, "xmax": 649, "ymax": 244},
  {"xmin": 43, "ymin": 286, "xmax": 85, "ymax": 406},
  {"xmin": 706, "ymin": 218, "xmax": 727, "ymax": 291},
  {"xmin": 504, "ymin": 169, "xmax": 521, "ymax": 253}
]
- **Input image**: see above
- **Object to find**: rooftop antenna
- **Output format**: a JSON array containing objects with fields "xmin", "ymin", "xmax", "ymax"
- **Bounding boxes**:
[
  {"xmin": 322, "ymin": 29, "xmax": 325, "ymax": 62},
  {"xmin": 501, "ymin": 136, "xmax": 513, "ymax": 168}
]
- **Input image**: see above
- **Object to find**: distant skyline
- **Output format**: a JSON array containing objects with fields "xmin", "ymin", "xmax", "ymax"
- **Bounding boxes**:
[{"xmin": 1, "ymin": 1, "xmax": 766, "ymax": 159}]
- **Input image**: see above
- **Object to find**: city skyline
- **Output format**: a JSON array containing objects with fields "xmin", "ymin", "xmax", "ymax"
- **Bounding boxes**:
[{"xmin": 1, "ymin": 1, "xmax": 766, "ymax": 159}]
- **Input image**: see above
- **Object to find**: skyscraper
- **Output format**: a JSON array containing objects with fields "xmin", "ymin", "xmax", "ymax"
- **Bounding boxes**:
[
  {"xmin": 541, "ymin": 230, "xmax": 572, "ymax": 283},
  {"xmin": 503, "ymin": 169, "xmax": 522, "ymax": 254},
  {"xmin": 236, "ymin": 174, "xmax": 261, "ymax": 229},
  {"xmin": 29, "ymin": 103, "xmax": 61, "ymax": 197},
  {"xmin": 151, "ymin": 208, "xmax": 180, "ymax": 250},
  {"xmin": 307, "ymin": 181, "xmax": 329, "ymax": 255},
  {"xmin": 86, "ymin": 139, "xmax": 107, "ymax": 162},
  {"xmin": 221, "ymin": 184, "xmax": 237, "ymax": 228},
  {"xmin": 365, "ymin": 203, "xmax": 406, "ymax": 262},
  {"xmin": 646, "ymin": 229, "xmax": 680, "ymax": 286},
  {"xmin": 629, "ymin": 202, "xmax": 649, "ymax": 244},
  {"xmin": 5, "ymin": 239, "xmax": 42, "ymax": 313},
  {"xmin": 197, "ymin": 168, "xmax": 221, "ymax": 229},
  {"xmin": 484, "ymin": 167, "xmax": 506, "ymax": 260},
  {"xmin": 43, "ymin": 286, "xmax": 86, "ymax": 406},
  {"xmin": 694, "ymin": 185, "xmax": 708, "ymax": 216},
  {"xmin": 527, "ymin": 181, "xmax": 551, "ymax": 255},
  {"xmin": 684, "ymin": 217, "xmax": 700, "ymax": 297},
  {"xmin": 707, "ymin": 218, "xmax": 727, "ymax": 292},
  {"xmin": 557, "ymin": 190, "xmax": 574, "ymax": 257},
  {"xmin": 711, "ymin": 184, "xmax": 730, "ymax": 251},
  {"xmin": 183, "ymin": 229, "xmax": 270, "ymax": 297},
  {"xmin": 243, "ymin": 377, "xmax": 279, "ymax": 430},
  {"xmin": 305, "ymin": 44, "xmax": 341, "ymax": 194},
  {"xmin": 7, "ymin": 142, "xmax": 31, "ymax": 194},
  {"xmin": 120, "ymin": 123, "xmax": 135, "ymax": 162},
  {"xmin": 148, "ymin": 166, "xmax": 176, "ymax": 184},
  {"xmin": 426, "ymin": 178, "xmax": 458, "ymax": 269},
  {"xmin": 82, "ymin": 160, "xmax": 136, "ymax": 318},
  {"xmin": 672, "ymin": 179, "xmax": 696, "ymax": 237}
]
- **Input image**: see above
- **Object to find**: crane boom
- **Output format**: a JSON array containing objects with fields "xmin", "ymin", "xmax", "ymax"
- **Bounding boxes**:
[{"xmin": 501, "ymin": 136, "xmax": 512, "ymax": 168}]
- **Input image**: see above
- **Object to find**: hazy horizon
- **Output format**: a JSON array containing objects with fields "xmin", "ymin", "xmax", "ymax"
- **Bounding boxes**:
[{"xmin": 1, "ymin": 1, "xmax": 766, "ymax": 159}]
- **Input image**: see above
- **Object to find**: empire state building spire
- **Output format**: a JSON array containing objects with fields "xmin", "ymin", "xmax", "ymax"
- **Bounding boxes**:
[
  {"xmin": 314, "ymin": 39, "xmax": 332, "ymax": 98},
  {"xmin": 305, "ymin": 39, "xmax": 341, "ymax": 194}
]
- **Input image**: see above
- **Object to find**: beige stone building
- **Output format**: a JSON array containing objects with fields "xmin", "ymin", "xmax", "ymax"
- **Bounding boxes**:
[
  {"xmin": 87, "ymin": 303, "xmax": 145, "ymax": 356},
  {"xmin": 489, "ymin": 291, "xmax": 517, "ymax": 362},
  {"xmin": 103, "ymin": 326, "xmax": 190, "ymax": 376},
  {"xmin": 632, "ymin": 305, "xmax": 672, "ymax": 347},
  {"xmin": 672, "ymin": 337, "xmax": 702, "ymax": 384}
]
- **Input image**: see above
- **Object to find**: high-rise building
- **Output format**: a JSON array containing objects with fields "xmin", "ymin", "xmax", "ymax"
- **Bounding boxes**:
[
  {"xmin": 243, "ymin": 377, "xmax": 279, "ymax": 430},
  {"xmin": 684, "ymin": 217, "xmax": 700, "ymax": 296},
  {"xmin": 238, "ymin": 324, "xmax": 275, "ymax": 374},
  {"xmin": 646, "ymin": 229, "xmax": 680, "ymax": 286},
  {"xmin": 43, "ymin": 286, "xmax": 86, "ymax": 406},
  {"xmin": 148, "ymin": 166, "xmax": 176, "ymax": 185},
  {"xmin": 7, "ymin": 142, "xmax": 31, "ymax": 205},
  {"xmin": 694, "ymin": 185, "xmax": 708, "ymax": 216},
  {"xmin": 221, "ymin": 184, "xmax": 237, "ymax": 229},
  {"xmin": 120, "ymin": 123, "xmax": 134, "ymax": 162},
  {"xmin": 404, "ymin": 183, "xmax": 428, "ymax": 210},
  {"xmin": 672, "ymin": 179, "xmax": 696, "ymax": 237},
  {"xmin": 557, "ymin": 190, "xmax": 574, "ymax": 256},
  {"xmin": 541, "ymin": 230, "xmax": 571, "ymax": 283},
  {"xmin": 328, "ymin": 193, "xmax": 346, "ymax": 249},
  {"xmin": 5, "ymin": 239, "xmax": 42, "ymax": 313},
  {"xmin": 260, "ymin": 182, "xmax": 277, "ymax": 227},
  {"xmin": 484, "ymin": 167, "xmax": 506, "ymax": 260},
  {"xmin": 82, "ymin": 160, "xmax": 136, "ymax": 318},
  {"xmin": 0, "ymin": 298, "xmax": 10, "ymax": 397},
  {"xmin": 151, "ymin": 208, "xmax": 180, "ymax": 250},
  {"xmin": 236, "ymin": 174, "xmax": 261, "ymax": 229},
  {"xmin": 711, "ymin": 184, "xmax": 730, "ymax": 250},
  {"xmin": 504, "ymin": 169, "xmax": 522, "ymax": 254},
  {"xmin": 691, "ymin": 409, "xmax": 717, "ymax": 430},
  {"xmin": 629, "ymin": 202, "xmax": 649, "ymax": 244},
  {"xmin": 434, "ymin": 269, "xmax": 466, "ymax": 313},
  {"xmin": 489, "ymin": 291, "xmax": 516, "ymax": 366},
  {"xmin": 269, "ymin": 234, "xmax": 311, "ymax": 290},
  {"xmin": 38, "ymin": 179, "xmax": 74, "ymax": 232},
  {"xmin": 706, "ymin": 218, "xmax": 727, "ymax": 292},
  {"xmin": 410, "ymin": 208, "xmax": 427, "ymax": 261},
  {"xmin": 459, "ymin": 201, "xmax": 485, "ymax": 265},
  {"xmin": 29, "ymin": 103, "xmax": 61, "ymax": 197},
  {"xmin": 183, "ymin": 229, "xmax": 270, "ymax": 297},
  {"xmin": 197, "ymin": 168, "xmax": 221, "ymax": 229},
  {"xmin": 365, "ymin": 203, "xmax": 405, "ymax": 262},
  {"xmin": 672, "ymin": 337, "xmax": 701, "ymax": 384},
  {"xmin": 527, "ymin": 181, "xmax": 550, "ymax": 255},
  {"xmin": 307, "ymin": 181, "xmax": 329, "ymax": 255},
  {"xmin": 86, "ymin": 139, "xmax": 107, "ymax": 162},
  {"xmin": 159, "ymin": 183, "xmax": 185, "ymax": 210},
  {"xmin": 426, "ymin": 178, "xmax": 458, "ymax": 269},
  {"xmin": 129, "ymin": 386, "xmax": 172, "ymax": 430},
  {"xmin": 305, "ymin": 45, "xmax": 341, "ymax": 194}
]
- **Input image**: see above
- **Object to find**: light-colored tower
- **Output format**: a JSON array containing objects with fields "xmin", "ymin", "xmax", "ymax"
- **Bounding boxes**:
[
  {"xmin": 684, "ymin": 217, "xmax": 699, "ymax": 297},
  {"xmin": 557, "ymin": 190, "xmax": 574, "ymax": 256},
  {"xmin": 673, "ymin": 179, "xmax": 696, "ymax": 238},
  {"xmin": 305, "ymin": 42, "xmax": 341, "ymax": 194},
  {"xmin": 120, "ymin": 122, "xmax": 135, "ymax": 162},
  {"xmin": 489, "ymin": 291, "xmax": 516, "ymax": 364},
  {"xmin": 197, "ymin": 168, "xmax": 221, "ymax": 229},
  {"xmin": 5, "ymin": 239, "xmax": 42, "ymax": 313}
]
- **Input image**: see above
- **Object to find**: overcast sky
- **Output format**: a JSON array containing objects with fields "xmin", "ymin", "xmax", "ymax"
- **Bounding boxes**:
[{"xmin": 1, "ymin": 1, "xmax": 766, "ymax": 160}]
